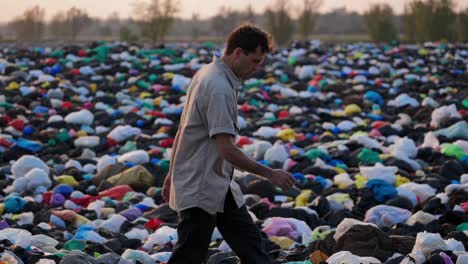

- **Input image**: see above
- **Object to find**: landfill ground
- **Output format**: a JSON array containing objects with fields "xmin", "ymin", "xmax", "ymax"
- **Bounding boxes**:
[{"xmin": 0, "ymin": 40, "xmax": 467, "ymax": 264}]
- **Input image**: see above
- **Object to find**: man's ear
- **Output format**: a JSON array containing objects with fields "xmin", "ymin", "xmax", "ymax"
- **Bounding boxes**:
[{"xmin": 234, "ymin": 47, "xmax": 243, "ymax": 57}]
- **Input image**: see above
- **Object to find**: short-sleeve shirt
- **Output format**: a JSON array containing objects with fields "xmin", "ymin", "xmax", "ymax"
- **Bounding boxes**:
[{"xmin": 169, "ymin": 55, "xmax": 245, "ymax": 214}]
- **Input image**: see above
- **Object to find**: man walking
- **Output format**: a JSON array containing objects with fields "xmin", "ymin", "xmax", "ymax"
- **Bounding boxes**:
[{"xmin": 162, "ymin": 24, "xmax": 295, "ymax": 264}]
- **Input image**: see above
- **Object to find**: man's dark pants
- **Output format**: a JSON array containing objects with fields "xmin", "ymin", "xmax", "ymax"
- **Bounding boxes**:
[{"xmin": 168, "ymin": 190, "xmax": 273, "ymax": 264}]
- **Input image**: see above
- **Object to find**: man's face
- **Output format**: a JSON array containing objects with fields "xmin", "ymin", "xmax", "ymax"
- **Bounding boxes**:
[{"xmin": 233, "ymin": 46, "xmax": 265, "ymax": 79}]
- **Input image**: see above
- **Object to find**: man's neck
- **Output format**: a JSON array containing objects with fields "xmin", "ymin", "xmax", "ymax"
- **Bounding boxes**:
[{"xmin": 220, "ymin": 55, "xmax": 241, "ymax": 80}]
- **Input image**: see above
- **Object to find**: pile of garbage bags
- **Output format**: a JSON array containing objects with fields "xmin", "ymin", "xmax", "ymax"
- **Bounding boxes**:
[{"xmin": 0, "ymin": 40, "xmax": 467, "ymax": 263}]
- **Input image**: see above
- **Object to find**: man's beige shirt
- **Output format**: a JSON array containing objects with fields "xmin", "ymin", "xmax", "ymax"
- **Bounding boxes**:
[{"xmin": 169, "ymin": 55, "xmax": 245, "ymax": 214}]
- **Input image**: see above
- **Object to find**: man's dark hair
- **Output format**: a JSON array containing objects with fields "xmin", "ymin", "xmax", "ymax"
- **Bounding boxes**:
[{"xmin": 225, "ymin": 23, "xmax": 275, "ymax": 55}]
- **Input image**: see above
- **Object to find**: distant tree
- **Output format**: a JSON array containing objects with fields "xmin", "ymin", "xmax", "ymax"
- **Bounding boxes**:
[
  {"xmin": 120, "ymin": 25, "xmax": 139, "ymax": 43},
  {"xmin": 265, "ymin": 0, "xmax": 294, "ymax": 46},
  {"xmin": 242, "ymin": 4, "xmax": 256, "ymax": 23},
  {"xmin": 212, "ymin": 6, "xmax": 241, "ymax": 36},
  {"xmin": 298, "ymin": 0, "xmax": 322, "ymax": 41},
  {"xmin": 432, "ymin": 0, "xmax": 457, "ymax": 41},
  {"xmin": 136, "ymin": 0, "xmax": 179, "ymax": 44},
  {"xmin": 9, "ymin": 5, "xmax": 45, "ymax": 41},
  {"xmin": 314, "ymin": 7, "xmax": 366, "ymax": 35},
  {"xmin": 364, "ymin": 4, "xmax": 398, "ymax": 42},
  {"xmin": 458, "ymin": 7, "xmax": 468, "ymax": 41},
  {"xmin": 403, "ymin": 0, "xmax": 456, "ymax": 42},
  {"xmin": 99, "ymin": 26, "xmax": 113, "ymax": 37},
  {"xmin": 106, "ymin": 12, "xmax": 121, "ymax": 25},
  {"xmin": 191, "ymin": 13, "xmax": 201, "ymax": 41},
  {"xmin": 49, "ymin": 11, "xmax": 67, "ymax": 39},
  {"xmin": 211, "ymin": 6, "xmax": 228, "ymax": 36},
  {"xmin": 65, "ymin": 7, "xmax": 92, "ymax": 40}
]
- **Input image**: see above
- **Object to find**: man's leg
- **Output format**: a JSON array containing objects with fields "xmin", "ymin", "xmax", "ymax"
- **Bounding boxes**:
[
  {"xmin": 216, "ymin": 190, "xmax": 273, "ymax": 264},
  {"xmin": 168, "ymin": 207, "xmax": 217, "ymax": 264}
]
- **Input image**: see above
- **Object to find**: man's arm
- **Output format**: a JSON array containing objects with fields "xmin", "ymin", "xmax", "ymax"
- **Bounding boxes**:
[
  {"xmin": 162, "ymin": 128, "xmax": 180, "ymax": 202},
  {"xmin": 214, "ymin": 133, "xmax": 294, "ymax": 191},
  {"xmin": 167, "ymin": 129, "xmax": 181, "ymax": 177}
]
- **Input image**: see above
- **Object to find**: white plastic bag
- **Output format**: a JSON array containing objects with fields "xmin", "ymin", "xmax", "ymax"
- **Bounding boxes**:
[
  {"xmin": 74, "ymin": 136, "xmax": 100, "ymax": 148},
  {"xmin": 107, "ymin": 125, "xmax": 141, "ymax": 142},
  {"xmin": 364, "ymin": 205, "xmax": 412, "ymax": 227},
  {"xmin": 64, "ymin": 109, "xmax": 94, "ymax": 125},
  {"xmin": 421, "ymin": 132, "xmax": 440, "ymax": 149},
  {"xmin": 99, "ymin": 214, "xmax": 127, "ymax": 233},
  {"xmin": 117, "ymin": 150, "xmax": 150, "ymax": 164},
  {"xmin": 24, "ymin": 168, "xmax": 52, "ymax": 190},
  {"xmin": 326, "ymin": 251, "xmax": 382, "ymax": 264},
  {"xmin": 143, "ymin": 226, "xmax": 178, "ymax": 250},
  {"xmin": 390, "ymin": 137, "xmax": 417, "ymax": 159},
  {"xmin": 96, "ymin": 155, "xmax": 117, "ymax": 172},
  {"xmin": 11, "ymin": 155, "xmax": 49, "ymax": 178},
  {"xmin": 334, "ymin": 173, "xmax": 354, "ymax": 188},
  {"xmin": 253, "ymin": 126, "xmax": 281, "ymax": 138},
  {"xmin": 122, "ymin": 249, "xmax": 154, "ymax": 264},
  {"xmin": 387, "ymin": 93, "xmax": 419, "ymax": 108},
  {"xmin": 406, "ymin": 211, "xmax": 435, "ymax": 226},
  {"xmin": 125, "ymin": 228, "xmax": 149, "ymax": 240},
  {"xmin": 264, "ymin": 142, "xmax": 289, "ymax": 164},
  {"xmin": 337, "ymin": 120, "xmax": 357, "ymax": 132},
  {"xmin": 430, "ymin": 104, "xmax": 461, "ymax": 128},
  {"xmin": 360, "ymin": 163, "xmax": 398, "ymax": 184},
  {"xmin": 30, "ymin": 234, "xmax": 59, "ymax": 249},
  {"xmin": 398, "ymin": 182, "xmax": 436, "ymax": 202},
  {"xmin": 411, "ymin": 232, "xmax": 448, "ymax": 259}
]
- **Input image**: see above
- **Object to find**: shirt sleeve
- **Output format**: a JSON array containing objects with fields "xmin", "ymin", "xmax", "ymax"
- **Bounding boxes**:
[{"xmin": 202, "ymin": 93, "xmax": 237, "ymax": 138}]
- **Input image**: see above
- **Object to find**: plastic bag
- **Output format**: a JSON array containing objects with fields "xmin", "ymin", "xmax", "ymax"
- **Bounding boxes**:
[
  {"xmin": 64, "ymin": 109, "xmax": 94, "ymax": 125},
  {"xmin": 433, "ymin": 121, "xmax": 468, "ymax": 140},
  {"xmin": 390, "ymin": 137, "xmax": 417, "ymax": 159},
  {"xmin": 0, "ymin": 250, "xmax": 24, "ymax": 264},
  {"xmin": 430, "ymin": 104, "xmax": 461, "ymax": 128},
  {"xmin": 30, "ymin": 234, "xmax": 59, "ymax": 249},
  {"xmin": 411, "ymin": 232, "xmax": 448, "ymax": 259},
  {"xmin": 262, "ymin": 217, "xmax": 298, "ymax": 241},
  {"xmin": 264, "ymin": 142, "xmax": 289, "ymax": 164},
  {"xmin": 11, "ymin": 155, "xmax": 49, "ymax": 178},
  {"xmin": 99, "ymin": 214, "xmax": 127, "ymax": 233},
  {"xmin": 337, "ymin": 120, "xmax": 357, "ymax": 132},
  {"xmin": 121, "ymin": 249, "xmax": 154, "ymax": 264},
  {"xmin": 142, "ymin": 226, "xmax": 178, "ymax": 250},
  {"xmin": 125, "ymin": 228, "xmax": 149, "ymax": 241},
  {"xmin": 253, "ymin": 126, "xmax": 281, "ymax": 139},
  {"xmin": 406, "ymin": 211, "xmax": 436, "ymax": 226},
  {"xmin": 364, "ymin": 205, "xmax": 412, "ymax": 227},
  {"xmin": 360, "ymin": 163, "xmax": 398, "ymax": 184},
  {"xmin": 107, "ymin": 125, "xmax": 142, "ymax": 142},
  {"xmin": 350, "ymin": 135, "xmax": 383, "ymax": 150},
  {"xmin": 326, "ymin": 251, "xmax": 382, "ymax": 264},
  {"xmin": 421, "ymin": 132, "xmax": 440, "ymax": 149},
  {"xmin": 334, "ymin": 173, "xmax": 354, "ymax": 188},
  {"xmin": 399, "ymin": 182, "xmax": 436, "ymax": 202},
  {"xmin": 96, "ymin": 155, "xmax": 117, "ymax": 172},
  {"xmin": 74, "ymin": 136, "xmax": 100, "ymax": 148},
  {"xmin": 117, "ymin": 150, "xmax": 150, "ymax": 164},
  {"xmin": 387, "ymin": 93, "xmax": 419, "ymax": 108},
  {"xmin": 333, "ymin": 218, "xmax": 376, "ymax": 241}
]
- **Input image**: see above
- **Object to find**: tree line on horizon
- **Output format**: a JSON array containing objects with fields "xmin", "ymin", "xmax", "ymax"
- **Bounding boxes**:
[{"xmin": 1, "ymin": 0, "xmax": 468, "ymax": 45}]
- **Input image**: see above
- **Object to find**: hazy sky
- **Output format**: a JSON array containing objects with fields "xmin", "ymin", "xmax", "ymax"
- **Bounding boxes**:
[{"xmin": 1, "ymin": 0, "xmax": 467, "ymax": 22}]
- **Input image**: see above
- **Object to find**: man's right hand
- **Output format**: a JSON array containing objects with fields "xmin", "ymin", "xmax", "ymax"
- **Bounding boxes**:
[
  {"xmin": 267, "ymin": 169, "xmax": 294, "ymax": 191},
  {"xmin": 162, "ymin": 174, "xmax": 171, "ymax": 202}
]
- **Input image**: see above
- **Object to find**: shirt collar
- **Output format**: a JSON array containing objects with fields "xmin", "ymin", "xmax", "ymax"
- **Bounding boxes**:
[{"xmin": 213, "ymin": 55, "xmax": 241, "ymax": 90}]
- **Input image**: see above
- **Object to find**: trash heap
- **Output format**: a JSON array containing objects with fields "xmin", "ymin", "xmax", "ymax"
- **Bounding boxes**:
[{"xmin": 0, "ymin": 40, "xmax": 467, "ymax": 264}]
